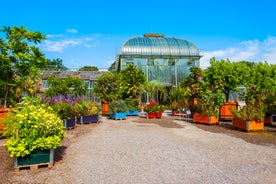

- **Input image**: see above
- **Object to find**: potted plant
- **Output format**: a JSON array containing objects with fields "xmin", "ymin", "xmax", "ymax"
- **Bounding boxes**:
[
  {"xmin": 168, "ymin": 87, "xmax": 189, "ymax": 116},
  {"xmin": 179, "ymin": 66, "xmax": 204, "ymax": 116},
  {"xmin": 231, "ymin": 87, "xmax": 265, "ymax": 132},
  {"xmin": 93, "ymin": 72, "xmax": 121, "ymax": 115},
  {"xmin": 144, "ymin": 100, "xmax": 165, "ymax": 119},
  {"xmin": 191, "ymin": 85, "xmax": 224, "ymax": 125},
  {"xmin": 203, "ymin": 59, "xmax": 249, "ymax": 120},
  {"xmin": 74, "ymin": 99, "xmax": 100, "ymax": 124},
  {"xmin": 109, "ymin": 100, "xmax": 128, "ymax": 120},
  {"xmin": 50, "ymin": 97, "xmax": 77, "ymax": 129},
  {"xmin": 125, "ymin": 99, "xmax": 139, "ymax": 116},
  {"xmin": 3, "ymin": 97, "xmax": 65, "ymax": 169},
  {"xmin": 263, "ymin": 93, "xmax": 276, "ymax": 125}
]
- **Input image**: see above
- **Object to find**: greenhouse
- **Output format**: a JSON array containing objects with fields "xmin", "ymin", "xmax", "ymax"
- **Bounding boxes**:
[{"xmin": 116, "ymin": 33, "xmax": 202, "ymax": 87}]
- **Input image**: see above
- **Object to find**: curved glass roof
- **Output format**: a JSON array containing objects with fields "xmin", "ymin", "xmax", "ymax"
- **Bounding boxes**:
[{"xmin": 120, "ymin": 33, "xmax": 200, "ymax": 56}]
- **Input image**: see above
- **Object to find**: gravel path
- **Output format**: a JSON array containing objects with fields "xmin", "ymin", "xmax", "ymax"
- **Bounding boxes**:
[{"xmin": 10, "ymin": 117, "xmax": 276, "ymax": 184}]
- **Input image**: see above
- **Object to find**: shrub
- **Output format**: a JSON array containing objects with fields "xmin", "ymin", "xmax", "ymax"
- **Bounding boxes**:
[{"xmin": 4, "ymin": 97, "xmax": 65, "ymax": 157}]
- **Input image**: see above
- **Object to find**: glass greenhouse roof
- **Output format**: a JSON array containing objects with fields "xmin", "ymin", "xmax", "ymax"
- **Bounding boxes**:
[{"xmin": 120, "ymin": 33, "xmax": 200, "ymax": 56}]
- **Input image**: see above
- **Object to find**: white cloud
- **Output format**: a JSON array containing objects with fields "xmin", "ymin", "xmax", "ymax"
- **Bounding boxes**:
[
  {"xmin": 200, "ymin": 36, "xmax": 276, "ymax": 69},
  {"xmin": 47, "ymin": 34, "xmax": 63, "ymax": 38},
  {"xmin": 42, "ymin": 34, "xmax": 101, "ymax": 52},
  {"xmin": 43, "ymin": 40, "xmax": 81, "ymax": 52},
  {"xmin": 66, "ymin": 28, "xmax": 78, "ymax": 34}
]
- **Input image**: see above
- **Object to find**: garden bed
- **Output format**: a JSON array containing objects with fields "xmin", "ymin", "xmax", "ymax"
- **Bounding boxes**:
[{"xmin": 1, "ymin": 116, "xmax": 275, "ymax": 183}]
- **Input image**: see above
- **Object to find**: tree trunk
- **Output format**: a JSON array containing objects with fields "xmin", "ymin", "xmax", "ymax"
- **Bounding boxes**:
[
  {"xmin": 225, "ymin": 91, "xmax": 230, "ymax": 102},
  {"xmin": 3, "ymin": 86, "xmax": 10, "ymax": 108}
]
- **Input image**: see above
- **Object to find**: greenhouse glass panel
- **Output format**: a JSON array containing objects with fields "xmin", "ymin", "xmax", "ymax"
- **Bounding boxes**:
[{"xmin": 118, "ymin": 33, "xmax": 201, "ymax": 88}]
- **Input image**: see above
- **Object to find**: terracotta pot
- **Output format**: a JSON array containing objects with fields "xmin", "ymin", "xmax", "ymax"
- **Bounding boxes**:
[
  {"xmin": 193, "ymin": 113, "xmax": 218, "ymax": 125},
  {"xmin": 232, "ymin": 118, "xmax": 264, "ymax": 132}
]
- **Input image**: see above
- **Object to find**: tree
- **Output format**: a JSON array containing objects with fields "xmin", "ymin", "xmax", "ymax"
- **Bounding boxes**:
[
  {"xmin": 93, "ymin": 72, "xmax": 121, "ymax": 102},
  {"xmin": 78, "ymin": 66, "xmax": 98, "ymax": 71},
  {"xmin": 118, "ymin": 64, "xmax": 146, "ymax": 100},
  {"xmin": 45, "ymin": 58, "xmax": 68, "ymax": 71},
  {"xmin": 0, "ymin": 26, "xmax": 47, "ymax": 107},
  {"xmin": 203, "ymin": 58, "xmax": 249, "ymax": 101},
  {"xmin": 46, "ymin": 75, "xmax": 88, "ymax": 98},
  {"xmin": 180, "ymin": 66, "xmax": 204, "ymax": 98}
]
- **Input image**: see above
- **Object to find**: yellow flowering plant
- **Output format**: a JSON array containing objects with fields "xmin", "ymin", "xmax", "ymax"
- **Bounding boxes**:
[{"xmin": 3, "ymin": 97, "xmax": 65, "ymax": 157}]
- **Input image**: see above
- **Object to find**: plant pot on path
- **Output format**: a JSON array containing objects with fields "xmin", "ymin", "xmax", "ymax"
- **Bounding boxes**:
[
  {"xmin": 232, "ymin": 118, "xmax": 264, "ymax": 132},
  {"xmin": 78, "ymin": 115, "xmax": 99, "ymax": 124},
  {"xmin": 64, "ymin": 118, "xmax": 76, "ymax": 129},
  {"xmin": 109, "ymin": 112, "xmax": 126, "ymax": 120},
  {"xmin": 193, "ymin": 113, "xmax": 219, "ymax": 125},
  {"xmin": 220, "ymin": 102, "xmax": 237, "ymax": 121},
  {"xmin": 14, "ymin": 149, "xmax": 54, "ymax": 171}
]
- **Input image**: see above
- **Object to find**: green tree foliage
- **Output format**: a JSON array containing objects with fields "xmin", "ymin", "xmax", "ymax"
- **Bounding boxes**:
[
  {"xmin": 45, "ymin": 58, "xmax": 68, "ymax": 71},
  {"xmin": 93, "ymin": 72, "xmax": 121, "ymax": 102},
  {"xmin": 203, "ymin": 58, "xmax": 249, "ymax": 101},
  {"xmin": 46, "ymin": 75, "xmax": 88, "ymax": 97},
  {"xmin": 78, "ymin": 66, "xmax": 99, "ymax": 71},
  {"xmin": 118, "ymin": 64, "xmax": 146, "ymax": 99},
  {"xmin": 180, "ymin": 66, "xmax": 204, "ymax": 98},
  {"xmin": 0, "ymin": 26, "xmax": 47, "ymax": 107}
]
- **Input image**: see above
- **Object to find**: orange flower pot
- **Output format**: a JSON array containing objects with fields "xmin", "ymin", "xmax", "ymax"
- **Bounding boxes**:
[
  {"xmin": 193, "ymin": 113, "xmax": 218, "ymax": 125},
  {"xmin": 0, "ymin": 108, "xmax": 12, "ymax": 130},
  {"xmin": 219, "ymin": 102, "xmax": 237, "ymax": 120},
  {"xmin": 101, "ymin": 102, "xmax": 109, "ymax": 115},
  {"xmin": 232, "ymin": 118, "xmax": 264, "ymax": 132}
]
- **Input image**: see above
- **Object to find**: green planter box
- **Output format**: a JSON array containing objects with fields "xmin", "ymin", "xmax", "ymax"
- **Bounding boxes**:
[{"xmin": 15, "ymin": 149, "xmax": 54, "ymax": 166}]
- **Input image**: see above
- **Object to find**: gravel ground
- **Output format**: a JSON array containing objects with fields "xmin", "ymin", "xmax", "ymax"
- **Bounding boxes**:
[{"xmin": 1, "ymin": 115, "xmax": 276, "ymax": 184}]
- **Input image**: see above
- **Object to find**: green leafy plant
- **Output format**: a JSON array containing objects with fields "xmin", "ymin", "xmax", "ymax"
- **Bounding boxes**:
[
  {"xmin": 144, "ymin": 100, "xmax": 165, "ymax": 113},
  {"xmin": 125, "ymin": 99, "xmax": 139, "ymax": 111},
  {"xmin": 73, "ymin": 99, "xmax": 100, "ymax": 116},
  {"xmin": 0, "ymin": 26, "xmax": 48, "ymax": 107},
  {"xmin": 3, "ymin": 97, "xmax": 65, "ymax": 157},
  {"xmin": 109, "ymin": 100, "xmax": 128, "ymax": 114},
  {"xmin": 93, "ymin": 72, "xmax": 121, "ymax": 103},
  {"xmin": 191, "ymin": 85, "xmax": 224, "ymax": 116},
  {"xmin": 231, "ymin": 87, "xmax": 266, "ymax": 121}
]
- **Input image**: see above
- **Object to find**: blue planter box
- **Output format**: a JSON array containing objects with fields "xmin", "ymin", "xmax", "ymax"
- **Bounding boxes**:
[
  {"xmin": 64, "ymin": 118, "xmax": 76, "ymax": 129},
  {"xmin": 126, "ymin": 110, "xmax": 139, "ymax": 116},
  {"xmin": 78, "ymin": 115, "xmax": 99, "ymax": 124},
  {"xmin": 15, "ymin": 149, "xmax": 54, "ymax": 166},
  {"xmin": 109, "ymin": 112, "xmax": 126, "ymax": 120}
]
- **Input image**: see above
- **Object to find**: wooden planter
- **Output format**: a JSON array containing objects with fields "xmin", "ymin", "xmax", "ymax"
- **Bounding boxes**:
[
  {"xmin": 219, "ymin": 102, "xmax": 237, "ymax": 121},
  {"xmin": 64, "ymin": 118, "xmax": 76, "ymax": 129},
  {"xmin": 78, "ymin": 115, "xmax": 99, "ymax": 124},
  {"xmin": 126, "ymin": 110, "xmax": 139, "ymax": 116},
  {"xmin": 232, "ymin": 118, "xmax": 264, "ymax": 132},
  {"xmin": 193, "ymin": 113, "xmax": 219, "ymax": 125},
  {"xmin": 101, "ymin": 102, "xmax": 109, "ymax": 115},
  {"xmin": 14, "ymin": 149, "xmax": 54, "ymax": 171},
  {"xmin": 109, "ymin": 112, "xmax": 126, "ymax": 120},
  {"xmin": 0, "ymin": 108, "xmax": 12, "ymax": 130},
  {"xmin": 146, "ymin": 112, "xmax": 162, "ymax": 119}
]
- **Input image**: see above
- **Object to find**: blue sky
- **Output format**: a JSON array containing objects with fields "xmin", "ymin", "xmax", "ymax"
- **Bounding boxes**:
[{"xmin": 1, "ymin": 0, "xmax": 276, "ymax": 69}]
